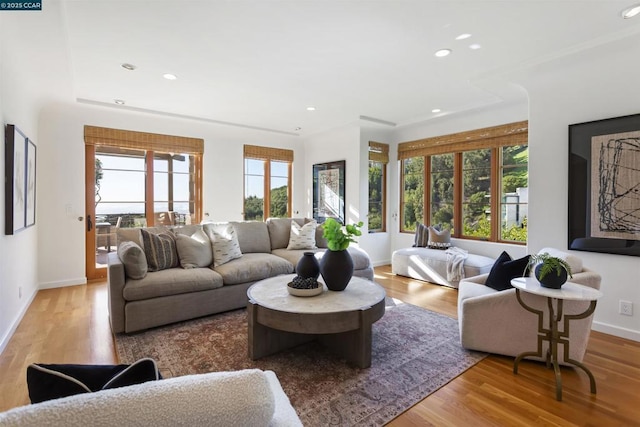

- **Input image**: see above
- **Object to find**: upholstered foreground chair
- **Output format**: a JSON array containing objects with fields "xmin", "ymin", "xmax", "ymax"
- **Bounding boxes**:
[{"xmin": 457, "ymin": 248, "xmax": 601, "ymax": 364}]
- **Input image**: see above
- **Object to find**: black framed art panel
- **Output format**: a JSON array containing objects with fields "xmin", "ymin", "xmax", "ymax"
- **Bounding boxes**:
[
  {"xmin": 312, "ymin": 160, "xmax": 345, "ymax": 224},
  {"xmin": 568, "ymin": 113, "xmax": 640, "ymax": 256}
]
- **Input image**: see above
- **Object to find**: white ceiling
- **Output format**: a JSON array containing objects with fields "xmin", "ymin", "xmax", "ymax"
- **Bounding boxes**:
[{"xmin": 61, "ymin": 0, "xmax": 640, "ymax": 136}]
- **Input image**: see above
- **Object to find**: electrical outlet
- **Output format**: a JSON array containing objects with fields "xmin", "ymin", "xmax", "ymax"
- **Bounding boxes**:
[{"xmin": 619, "ymin": 300, "xmax": 633, "ymax": 316}]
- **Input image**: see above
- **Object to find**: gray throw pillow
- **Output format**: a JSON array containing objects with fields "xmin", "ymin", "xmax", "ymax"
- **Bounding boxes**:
[
  {"xmin": 140, "ymin": 229, "xmax": 179, "ymax": 272},
  {"xmin": 117, "ymin": 241, "xmax": 148, "ymax": 279},
  {"xmin": 175, "ymin": 229, "xmax": 213, "ymax": 268},
  {"xmin": 413, "ymin": 223, "xmax": 429, "ymax": 247}
]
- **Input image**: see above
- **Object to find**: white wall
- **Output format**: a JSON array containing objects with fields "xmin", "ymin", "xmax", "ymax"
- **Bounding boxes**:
[
  {"xmin": 510, "ymin": 32, "xmax": 640, "ymax": 341},
  {"xmin": 0, "ymin": 4, "xmax": 73, "ymax": 351},
  {"xmin": 36, "ymin": 102, "xmax": 304, "ymax": 288}
]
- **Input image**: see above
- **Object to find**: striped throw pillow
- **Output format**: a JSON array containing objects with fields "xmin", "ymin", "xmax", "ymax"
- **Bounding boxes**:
[
  {"xmin": 140, "ymin": 229, "xmax": 179, "ymax": 272},
  {"xmin": 413, "ymin": 223, "xmax": 429, "ymax": 247}
]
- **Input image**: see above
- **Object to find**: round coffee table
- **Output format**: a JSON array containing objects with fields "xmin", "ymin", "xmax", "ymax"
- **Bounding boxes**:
[{"xmin": 247, "ymin": 274, "xmax": 386, "ymax": 368}]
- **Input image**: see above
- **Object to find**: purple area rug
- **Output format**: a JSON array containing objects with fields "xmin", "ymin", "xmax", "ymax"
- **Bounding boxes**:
[{"xmin": 115, "ymin": 300, "xmax": 485, "ymax": 426}]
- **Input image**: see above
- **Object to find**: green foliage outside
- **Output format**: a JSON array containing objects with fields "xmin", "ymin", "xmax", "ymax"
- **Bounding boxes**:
[
  {"xmin": 368, "ymin": 162, "xmax": 383, "ymax": 231},
  {"xmin": 402, "ymin": 145, "xmax": 529, "ymax": 242},
  {"xmin": 269, "ymin": 185, "xmax": 288, "ymax": 218},
  {"xmin": 244, "ymin": 185, "xmax": 288, "ymax": 221}
]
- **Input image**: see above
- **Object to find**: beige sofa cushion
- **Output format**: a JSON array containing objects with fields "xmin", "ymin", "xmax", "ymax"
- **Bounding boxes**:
[
  {"xmin": 230, "ymin": 221, "xmax": 272, "ymax": 253},
  {"xmin": 123, "ymin": 268, "xmax": 223, "ymax": 301},
  {"xmin": 266, "ymin": 218, "xmax": 305, "ymax": 250},
  {"xmin": 213, "ymin": 253, "xmax": 293, "ymax": 285}
]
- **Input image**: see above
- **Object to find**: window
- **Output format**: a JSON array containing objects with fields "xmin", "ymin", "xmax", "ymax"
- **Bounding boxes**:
[
  {"xmin": 86, "ymin": 126, "xmax": 204, "ymax": 228},
  {"xmin": 243, "ymin": 145, "xmax": 293, "ymax": 221},
  {"xmin": 500, "ymin": 145, "xmax": 528, "ymax": 242},
  {"xmin": 401, "ymin": 156, "xmax": 424, "ymax": 231},
  {"xmin": 368, "ymin": 142, "xmax": 388, "ymax": 232},
  {"xmin": 399, "ymin": 121, "xmax": 528, "ymax": 243}
]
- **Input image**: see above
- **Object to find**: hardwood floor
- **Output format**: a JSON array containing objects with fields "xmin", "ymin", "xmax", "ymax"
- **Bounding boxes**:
[{"xmin": 1, "ymin": 265, "xmax": 639, "ymax": 425}]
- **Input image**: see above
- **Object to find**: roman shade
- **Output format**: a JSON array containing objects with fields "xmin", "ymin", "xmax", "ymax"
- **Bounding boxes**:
[
  {"xmin": 244, "ymin": 145, "xmax": 294, "ymax": 162},
  {"xmin": 84, "ymin": 126, "xmax": 204, "ymax": 155},
  {"xmin": 398, "ymin": 121, "xmax": 528, "ymax": 160},
  {"xmin": 369, "ymin": 141, "xmax": 389, "ymax": 163}
]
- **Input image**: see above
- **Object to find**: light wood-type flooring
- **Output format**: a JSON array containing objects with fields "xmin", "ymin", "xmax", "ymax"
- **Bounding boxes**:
[{"xmin": 1, "ymin": 265, "xmax": 639, "ymax": 425}]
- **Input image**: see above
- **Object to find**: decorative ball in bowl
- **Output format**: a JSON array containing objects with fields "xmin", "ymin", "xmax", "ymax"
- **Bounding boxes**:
[{"xmin": 287, "ymin": 276, "xmax": 323, "ymax": 297}]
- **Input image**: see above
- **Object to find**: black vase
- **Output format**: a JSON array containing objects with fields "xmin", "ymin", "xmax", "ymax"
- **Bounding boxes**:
[
  {"xmin": 535, "ymin": 264, "xmax": 567, "ymax": 289},
  {"xmin": 319, "ymin": 249, "xmax": 354, "ymax": 291},
  {"xmin": 296, "ymin": 252, "xmax": 320, "ymax": 279}
]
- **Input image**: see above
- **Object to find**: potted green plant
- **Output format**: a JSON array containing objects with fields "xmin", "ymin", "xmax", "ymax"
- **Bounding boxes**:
[
  {"xmin": 319, "ymin": 218, "xmax": 363, "ymax": 291},
  {"xmin": 526, "ymin": 252, "xmax": 573, "ymax": 289}
]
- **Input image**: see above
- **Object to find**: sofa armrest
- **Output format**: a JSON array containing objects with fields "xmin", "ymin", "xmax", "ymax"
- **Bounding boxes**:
[
  {"xmin": 264, "ymin": 370, "xmax": 303, "ymax": 426},
  {"xmin": 0, "ymin": 370, "xmax": 279, "ymax": 426},
  {"xmin": 107, "ymin": 252, "xmax": 127, "ymax": 333},
  {"xmin": 570, "ymin": 268, "xmax": 601, "ymax": 290}
]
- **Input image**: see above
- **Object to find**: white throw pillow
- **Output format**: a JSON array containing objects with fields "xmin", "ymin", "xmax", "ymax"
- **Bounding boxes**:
[
  {"xmin": 287, "ymin": 220, "xmax": 317, "ymax": 250},
  {"xmin": 175, "ymin": 229, "xmax": 213, "ymax": 268},
  {"xmin": 207, "ymin": 223, "xmax": 243, "ymax": 267}
]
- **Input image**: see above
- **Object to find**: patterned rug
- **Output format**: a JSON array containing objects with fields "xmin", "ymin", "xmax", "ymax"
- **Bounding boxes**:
[{"xmin": 115, "ymin": 299, "xmax": 485, "ymax": 426}]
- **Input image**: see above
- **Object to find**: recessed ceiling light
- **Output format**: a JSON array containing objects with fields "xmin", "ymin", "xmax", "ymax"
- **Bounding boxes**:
[
  {"xmin": 455, "ymin": 33, "xmax": 471, "ymax": 40},
  {"xmin": 294, "ymin": 127, "xmax": 302, "ymax": 131},
  {"xmin": 469, "ymin": 43, "xmax": 482, "ymax": 50},
  {"xmin": 114, "ymin": 99, "xmax": 125, "ymax": 105},
  {"xmin": 306, "ymin": 106, "xmax": 316, "ymax": 111},
  {"xmin": 621, "ymin": 3, "xmax": 640, "ymax": 18},
  {"xmin": 163, "ymin": 73, "xmax": 178, "ymax": 80},
  {"xmin": 121, "ymin": 63, "xmax": 136, "ymax": 71},
  {"xmin": 434, "ymin": 49, "xmax": 452, "ymax": 57},
  {"xmin": 432, "ymin": 108, "xmax": 441, "ymax": 113}
]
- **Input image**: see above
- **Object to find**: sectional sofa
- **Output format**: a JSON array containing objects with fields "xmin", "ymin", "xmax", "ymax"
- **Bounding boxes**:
[{"xmin": 108, "ymin": 218, "xmax": 373, "ymax": 333}]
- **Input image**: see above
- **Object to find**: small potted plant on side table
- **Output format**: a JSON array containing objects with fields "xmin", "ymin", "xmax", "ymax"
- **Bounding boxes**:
[{"xmin": 527, "ymin": 252, "xmax": 573, "ymax": 289}]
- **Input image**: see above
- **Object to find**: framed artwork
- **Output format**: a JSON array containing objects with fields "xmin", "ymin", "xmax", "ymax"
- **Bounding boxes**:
[
  {"xmin": 26, "ymin": 138, "xmax": 37, "ymax": 228},
  {"xmin": 568, "ymin": 113, "xmax": 640, "ymax": 256},
  {"xmin": 5, "ymin": 125, "xmax": 29, "ymax": 234},
  {"xmin": 313, "ymin": 160, "xmax": 345, "ymax": 224}
]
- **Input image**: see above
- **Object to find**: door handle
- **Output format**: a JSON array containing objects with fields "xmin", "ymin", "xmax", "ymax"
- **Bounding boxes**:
[{"xmin": 87, "ymin": 215, "xmax": 93, "ymax": 232}]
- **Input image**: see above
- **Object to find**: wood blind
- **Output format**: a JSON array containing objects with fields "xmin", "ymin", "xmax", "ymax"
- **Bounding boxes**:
[
  {"xmin": 244, "ymin": 144, "xmax": 294, "ymax": 162},
  {"xmin": 397, "ymin": 120, "xmax": 528, "ymax": 160},
  {"xmin": 84, "ymin": 125, "xmax": 204, "ymax": 155},
  {"xmin": 369, "ymin": 141, "xmax": 389, "ymax": 163}
]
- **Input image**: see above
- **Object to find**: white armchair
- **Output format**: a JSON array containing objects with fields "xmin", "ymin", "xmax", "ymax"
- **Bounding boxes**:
[{"xmin": 457, "ymin": 248, "xmax": 601, "ymax": 364}]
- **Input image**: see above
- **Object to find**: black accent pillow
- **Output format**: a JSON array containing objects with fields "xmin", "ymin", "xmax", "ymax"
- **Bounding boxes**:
[
  {"xmin": 484, "ymin": 251, "xmax": 531, "ymax": 291},
  {"xmin": 27, "ymin": 358, "xmax": 161, "ymax": 403}
]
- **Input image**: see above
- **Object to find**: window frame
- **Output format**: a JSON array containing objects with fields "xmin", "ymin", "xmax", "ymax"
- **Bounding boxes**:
[
  {"xmin": 398, "ymin": 121, "xmax": 528, "ymax": 244},
  {"xmin": 243, "ymin": 145, "xmax": 293, "ymax": 221},
  {"xmin": 368, "ymin": 141, "xmax": 389, "ymax": 233}
]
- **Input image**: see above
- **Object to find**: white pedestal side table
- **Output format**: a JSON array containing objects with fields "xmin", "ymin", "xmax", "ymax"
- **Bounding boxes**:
[{"xmin": 510, "ymin": 277, "xmax": 603, "ymax": 401}]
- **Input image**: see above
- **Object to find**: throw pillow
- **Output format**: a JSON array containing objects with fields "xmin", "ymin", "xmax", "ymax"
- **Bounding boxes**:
[
  {"xmin": 413, "ymin": 223, "xmax": 430, "ymax": 247},
  {"xmin": 287, "ymin": 220, "xmax": 317, "ymax": 250},
  {"xmin": 208, "ymin": 223, "xmax": 242, "ymax": 267},
  {"xmin": 26, "ymin": 358, "xmax": 161, "ymax": 404},
  {"xmin": 485, "ymin": 251, "xmax": 531, "ymax": 291},
  {"xmin": 117, "ymin": 241, "xmax": 148, "ymax": 279},
  {"xmin": 140, "ymin": 229, "xmax": 179, "ymax": 272},
  {"xmin": 175, "ymin": 229, "xmax": 213, "ymax": 268},
  {"xmin": 428, "ymin": 227, "xmax": 451, "ymax": 249}
]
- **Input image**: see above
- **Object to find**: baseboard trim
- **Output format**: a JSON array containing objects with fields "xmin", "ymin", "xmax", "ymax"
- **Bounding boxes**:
[
  {"xmin": 0, "ymin": 290, "xmax": 37, "ymax": 355},
  {"xmin": 592, "ymin": 321, "xmax": 640, "ymax": 342},
  {"xmin": 39, "ymin": 277, "xmax": 87, "ymax": 290},
  {"xmin": 372, "ymin": 260, "xmax": 391, "ymax": 267}
]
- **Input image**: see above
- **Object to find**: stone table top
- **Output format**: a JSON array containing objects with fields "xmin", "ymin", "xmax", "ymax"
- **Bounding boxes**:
[{"xmin": 247, "ymin": 274, "xmax": 386, "ymax": 314}]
